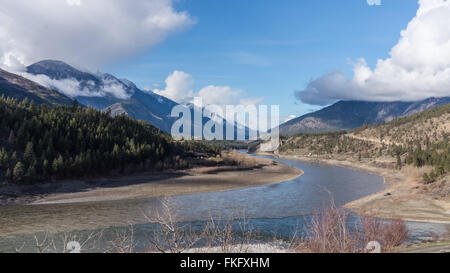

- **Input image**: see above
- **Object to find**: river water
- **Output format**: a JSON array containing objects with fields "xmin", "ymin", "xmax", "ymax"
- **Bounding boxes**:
[{"xmin": 0, "ymin": 153, "xmax": 448, "ymax": 252}]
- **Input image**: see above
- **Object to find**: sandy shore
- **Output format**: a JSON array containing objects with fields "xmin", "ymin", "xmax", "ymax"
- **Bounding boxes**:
[
  {"xmin": 0, "ymin": 157, "xmax": 303, "ymax": 206},
  {"xmin": 274, "ymin": 153, "xmax": 450, "ymax": 224}
]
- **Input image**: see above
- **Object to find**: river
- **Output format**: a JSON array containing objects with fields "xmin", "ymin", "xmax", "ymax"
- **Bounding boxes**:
[{"xmin": 0, "ymin": 153, "xmax": 448, "ymax": 252}]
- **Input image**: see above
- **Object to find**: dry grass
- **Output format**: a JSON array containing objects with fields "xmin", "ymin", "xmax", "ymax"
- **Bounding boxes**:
[
  {"xmin": 221, "ymin": 150, "xmax": 259, "ymax": 168},
  {"xmin": 401, "ymin": 165, "xmax": 433, "ymax": 182}
]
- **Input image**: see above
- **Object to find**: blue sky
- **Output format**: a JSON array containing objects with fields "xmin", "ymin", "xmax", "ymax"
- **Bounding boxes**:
[
  {"xmin": 7, "ymin": 0, "xmax": 442, "ymax": 122},
  {"xmin": 3, "ymin": 0, "xmax": 449, "ymax": 121},
  {"xmin": 102, "ymin": 0, "xmax": 419, "ymax": 121}
]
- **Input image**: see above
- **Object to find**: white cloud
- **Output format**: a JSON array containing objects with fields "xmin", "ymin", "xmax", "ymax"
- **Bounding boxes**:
[
  {"xmin": 0, "ymin": 0, "xmax": 194, "ymax": 70},
  {"xmin": 154, "ymin": 70, "xmax": 264, "ymax": 106},
  {"xmin": 66, "ymin": 0, "xmax": 81, "ymax": 6},
  {"xmin": 240, "ymin": 97, "xmax": 266, "ymax": 106},
  {"xmin": 297, "ymin": 0, "xmax": 450, "ymax": 106},
  {"xmin": 20, "ymin": 72, "xmax": 131, "ymax": 99},
  {"xmin": 154, "ymin": 70, "xmax": 195, "ymax": 102},
  {"xmin": 284, "ymin": 115, "xmax": 297, "ymax": 122},
  {"xmin": 367, "ymin": 0, "xmax": 381, "ymax": 6},
  {"xmin": 197, "ymin": 85, "xmax": 242, "ymax": 106}
]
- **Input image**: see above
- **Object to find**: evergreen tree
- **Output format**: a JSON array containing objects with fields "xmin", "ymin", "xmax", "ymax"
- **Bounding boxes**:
[
  {"xmin": 23, "ymin": 142, "xmax": 35, "ymax": 165},
  {"xmin": 52, "ymin": 155, "xmax": 64, "ymax": 174},
  {"xmin": 0, "ymin": 148, "xmax": 8, "ymax": 168},
  {"xmin": 8, "ymin": 130, "xmax": 15, "ymax": 144},
  {"xmin": 396, "ymin": 154, "xmax": 402, "ymax": 169},
  {"xmin": 5, "ymin": 168, "xmax": 12, "ymax": 180},
  {"xmin": 13, "ymin": 162, "xmax": 25, "ymax": 182}
]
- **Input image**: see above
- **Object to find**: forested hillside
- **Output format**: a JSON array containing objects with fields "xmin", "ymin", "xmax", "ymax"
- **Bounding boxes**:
[
  {"xmin": 352, "ymin": 103, "xmax": 449, "ymax": 183},
  {"xmin": 279, "ymin": 103, "xmax": 450, "ymax": 184},
  {"xmin": 0, "ymin": 96, "xmax": 219, "ymax": 184}
]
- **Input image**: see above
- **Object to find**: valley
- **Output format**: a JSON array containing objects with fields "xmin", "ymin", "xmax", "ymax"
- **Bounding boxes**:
[
  {"xmin": 0, "ymin": 60, "xmax": 449, "ymax": 253},
  {"xmin": 273, "ymin": 103, "xmax": 450, "ymax": 223}
]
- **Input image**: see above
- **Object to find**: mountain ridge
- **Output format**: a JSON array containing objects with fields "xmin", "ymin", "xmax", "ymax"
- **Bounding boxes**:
[
  {"xmin": 280, "ymin": 97, "xmax": 450, "ymax": 135},
  {"xmin": 25, "ymin": 60, "xmax": 251, "ymax": 137},
  {"xmin": 17, "ymin": 60, "xmax": 450, "ymax": 138},
  {"xmin": 26, "ymin": 60, "xmax": 180, "ymax": 132}
]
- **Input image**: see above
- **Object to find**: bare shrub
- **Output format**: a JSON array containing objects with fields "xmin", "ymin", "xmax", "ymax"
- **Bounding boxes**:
[
  {"xmin": 296, "ymin": 202, "xmax": 409, "ymax": 253},
  {"xmin": 143, "ymin": 198, "xmax": 202, "ymax": 253},
  {"xmin": 360, "ymin": 217, "xmax": 409, "ymax": 252},
  {"xmin": 383, "ymin": 219, "xmax": 409, "ymax": 250},
  {"xmin": 24, "ymin": 230, "xmax": 102, "ymax": 253},
  {"xmin": 297, "ymin": 202, "xmax": 361, "ymax": 253},
  {"xmin": 199, "ymin": 212, "xmax": 257, "ymax": 253},
  {"xmin": 143, "ymin": 199, "xmax": 259, "ymax": 253},
  {"xmin": 104, "ymin": 225, "xmax": 135, "ymax": 253}
]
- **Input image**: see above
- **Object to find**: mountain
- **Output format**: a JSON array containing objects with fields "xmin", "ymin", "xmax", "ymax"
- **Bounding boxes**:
[
  {"xmin": 26, "ymin": 60, "xmax": 251, "ymax": 137},
  {"xmin": 278, "ymin": 103, "xmax": 449, "ymax": 188},
  {"xmin": 106, "ymin": 90, "xmax": 179, "ymax": 133},
  {"xmin": 27, "ymin": 60, "xmax": 133, "ymax": 109},
  {"xmin": 351, "ymin": 102, "xmax": 450, "ymax": 149},
  {"xmin": 27, "ymin": 60, "xmax": 181, "ymax": 132},
  {"xmin": 280, "ymin": 97, "xmax": 450, "ymax": 135},
  {"xmin": 0, "ymin": 68, "xmax": 73, "ymax": 106}
]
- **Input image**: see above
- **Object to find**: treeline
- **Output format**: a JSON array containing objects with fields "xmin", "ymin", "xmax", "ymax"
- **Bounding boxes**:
[
  {"xmin": 202, "ymin": 140, "xmax": 258, "ymax": 151},
  {"xmin": 0, "ymin": 96, "xmax": 219, "ymax": 184},
  {"xmin": 278, "ymin": 131, "xmax": 370, "ymax": 155}
]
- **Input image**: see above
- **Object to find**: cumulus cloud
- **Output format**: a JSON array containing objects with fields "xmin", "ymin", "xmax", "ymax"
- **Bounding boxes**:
[
  {"xmin": 296, "ymin": 0, "xmax": 450, "ymax": 106},
  {"xmin": 197, "ymin": 85, "xmax": 242, "ymax": 106},
  {"xmin": 153, "ymin": 70, "xmax": 195, "ymax": 102},
  {"xmin": 0, "ymin": 0, "xmax": 194, "ymax": 70},
  {"xmin": 154, "ymin": 70, "xmax": 264, "ymax": 106}
]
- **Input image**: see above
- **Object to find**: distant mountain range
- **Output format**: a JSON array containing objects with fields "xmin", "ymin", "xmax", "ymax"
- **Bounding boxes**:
[
  {"xmin": 280, "ymin": 97, "xmax": 450, "ymax": 135},
  {"xmin": 1, "ymin": 60, "xmax": 249, "ymax": 137},
  {"xmin": 2, "ymin": 60, "xmax": 448, "ymax": 138}
]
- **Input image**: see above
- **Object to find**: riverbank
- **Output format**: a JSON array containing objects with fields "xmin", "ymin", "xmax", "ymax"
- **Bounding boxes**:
[
  {"xmin": 268, "ymin": 152, "xmax": 450, "ymax": 224},
  {"xmin": 0, "ymin": 156, "xmax": 303, "ymax": 206}
]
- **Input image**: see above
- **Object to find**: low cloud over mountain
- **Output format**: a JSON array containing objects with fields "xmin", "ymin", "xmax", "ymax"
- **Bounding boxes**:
[{"xmin": 23, "ymin": 60, "xmax": 133, "ymax": 100}]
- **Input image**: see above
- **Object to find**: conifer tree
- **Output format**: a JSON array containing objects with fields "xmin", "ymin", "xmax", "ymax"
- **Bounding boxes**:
[{"xmin": 13, "ymin": 162, "xmax": 25, "ymax": 182}]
